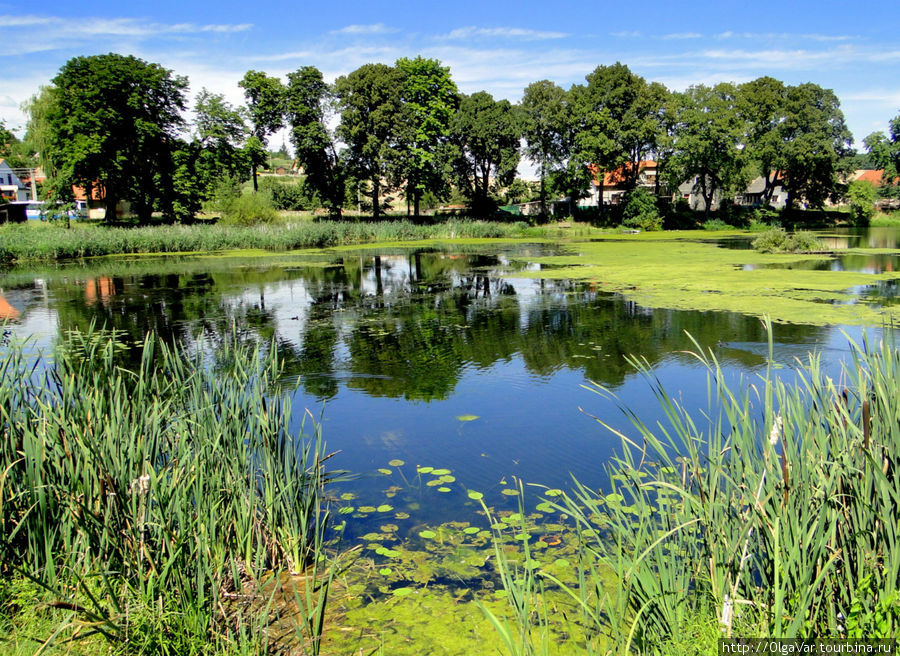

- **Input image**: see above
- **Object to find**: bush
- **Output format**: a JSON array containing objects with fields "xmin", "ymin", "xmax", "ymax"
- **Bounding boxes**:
[
  {"xmin": 752, "ymin": 226, "xmax": 822, "ymax": 253},
  {"xmin": 221, "ymin": 192, "xmax": 278, "ymax": 226},
  {"xmin": 702, "ymin": 218, "xmax": 732, "ymax": 231},
  {"xmin": 203, "ymin": 176, "xmax": 242, "ymax": 215},
  {"xmin": 847, "ymin": 180, "xmax": 878, "ymax": 226},
  {"xmin": 259, "ymin": 177, "xmax": 320, "ymax": 211},
  {"xmin": 621, "ymin": 188, "xmax": 662, "ymax": 231}
]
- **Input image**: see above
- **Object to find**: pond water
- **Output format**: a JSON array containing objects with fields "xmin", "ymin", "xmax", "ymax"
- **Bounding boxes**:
[{"xmin": 0, "ymin": 242, "xmax": 887, "ymax": 538}]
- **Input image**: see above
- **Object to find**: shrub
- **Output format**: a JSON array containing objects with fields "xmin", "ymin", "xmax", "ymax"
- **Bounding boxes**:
[
  {"xmin": 847, "ymin": 180, "xmax": 878, "ymax": 226},
  {"xmin": 621, "ymin": 188, "xmax": 662, "ymax": 231},
  {"xmin": 752, "ymin": 226, "xmax": 822, "ymax": 253},
  {"xmin": 702, "ymin": 218, "xmax": 732, "ymax": 231},
  {"xmin": 221, "ymin": 192, "xmax": 278, "ymax": 226},
  {"xmin": 259, "ymin": 177, "xmax": 320, "ymax": 211}
]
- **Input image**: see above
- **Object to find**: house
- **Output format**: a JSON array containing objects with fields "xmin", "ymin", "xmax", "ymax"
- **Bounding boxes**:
[
  {"xmin": 73, "ymin": 183, "xmax": 129, "ymax": 220},
  {"xmin": 734, "ymin": 176, "xmax": 787, "ymax": 209},
  {"xmin": 0, "ymin": 159, "xmax": 28, "ymax": 202},
  {"xmin": 848, "ymin": 170, "xmax": 899, "ymax": 210},
  {"xmin": 578, "ymin": 161, "xmax": 658, "ymax": 207}
]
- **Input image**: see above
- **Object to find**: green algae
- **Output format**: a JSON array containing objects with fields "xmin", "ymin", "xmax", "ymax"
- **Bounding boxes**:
[{"xmin": 524, "ymin": 233, "xmax": 900, "ymax": 325}]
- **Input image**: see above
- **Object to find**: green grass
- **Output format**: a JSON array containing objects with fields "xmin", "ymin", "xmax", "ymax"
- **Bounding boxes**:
[
  {"xmin": 871, "ymin": 211, "xmax": 900, "ymax": 227},
  {"xmin": 0, "ymin": 326, "xmax": 341, "ymax": 654}
]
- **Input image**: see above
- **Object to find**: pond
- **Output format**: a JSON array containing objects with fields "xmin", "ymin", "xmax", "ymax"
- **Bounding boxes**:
[{"xmin": 0, "ymin": 241, "xmax": 888, "ymax": 538}]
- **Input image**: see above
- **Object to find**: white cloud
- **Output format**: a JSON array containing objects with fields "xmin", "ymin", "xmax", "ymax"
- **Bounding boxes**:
[
  {"xmin": 662, "ymin": 32, "xmax": 702, "ymax": 40},
  {"xmin": 439, "ymin": 26, "xmax": 568, "ymax": 41},
  {"xmin": 331, "ymin": 23, "xmax": 398, "ymax": 35},
  {"xmin": 610, "ymin": 31, "xmax": 642, "ymax": 38}
]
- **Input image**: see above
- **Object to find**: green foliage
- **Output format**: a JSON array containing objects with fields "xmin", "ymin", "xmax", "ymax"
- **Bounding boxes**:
[
  {"xmin": 0, "ymin": 328, "xmax": 337, "ymax": 653},
  {"xmin": 864, "ymin": 113, "xmax": 900, "ymax": 180},
  {"xmin": 621, "ymin": 188, "xmax": 662, "ymax": 231},
  {"xmin": 452, "ymin": 91, "xmax": 521, "ymax": 214},
  {"xmin": 336, "ymin": 63, "xmax": 405, "ymax": 219},
  {"xmin": 521, "ymin": 80, "xmax": 568, "ymax": 214},
  {"xmin": 220, "ymin": 190, "xmax": 278, "ymax": 226},
  {"xmin": 258, "ymin": 176, "xmax": 320, "ymax": 211},
  {"xmin": 702, "ymin": 218, "xmax": 732, "ymax": 231},
  {"xmin": 285, "ymin": 66, "xmax": 345, "ymax": 215},
  {"xmin": 846, "ymin": 179, "xmax": 878, "ymax": 226},
  {"xmin": 393, "ymin": 57, "xmax": 459, "ymax": 216},
  {"xmin": 752, "ymin": 226, "xmax": 822, "ymax": 253},
  {"xmin": 46, "ymin": 53, "xmax": 188, "ymax": 223}
]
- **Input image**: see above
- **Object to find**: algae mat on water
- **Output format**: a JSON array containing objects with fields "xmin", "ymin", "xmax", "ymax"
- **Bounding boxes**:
[{"xmin": 523, "ymin": 233, "xmax": 900, "ymax": 326}]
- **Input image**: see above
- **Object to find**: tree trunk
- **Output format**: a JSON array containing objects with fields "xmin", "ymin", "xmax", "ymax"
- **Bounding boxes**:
[
  {"xmin": 105, "ymin": 187, "xmax": 117, "ymax": 225},
  {"xmin": 252, "ymin": 164, "xmax": 258, "ymax": 192},
  {"xmin": 539, "ymin": 161, "xmax": 547, "ymax": 217},
  {"xmin": 372, "ymin": 176, "xmax": 380, "ymax": 219},
  {"xmin": 414, "ymin": 190, "xmax": 420, "ymax": 218}
]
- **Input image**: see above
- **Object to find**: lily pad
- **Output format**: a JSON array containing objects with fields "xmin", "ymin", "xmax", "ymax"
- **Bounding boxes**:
[
  {"xmin": 437, "ymin": 487, "xmax": 451, "ymax": 492},
  {"xmin": 463, "ymin": 527, "xmax": 480, "ymax": 534},
  {"xmin": 456, "ymin": 414, "xmax": 480, "ymax": 422},
  {"xmin": 388, "ymin": 459, "xmax": 405, "ymax": 467},
  {"xmin": 431, "ymin": 468, "xmax": 451, "ymax": 476},
  {"xmin": 378, "ymin": 468, "xmax": 393, "ymax": 475},
  {"xmin": 392, "ymin": 587, "xmax": 413, "ymax": 597},
  {"xmin": 418, "ymin": 530, "xmax": 437, "ymax": 539},
  {"xmin": 379, "ymin": 567, "xmax": 393, "ymax": 576},
  {"xmin": 377, "ymin": 504, "xmax": 394, "ymax": 513},
  {"xmin": 501, "ymin": 488, "xmax": 519, "ymax": 496},
  {"xmin": 467, "ymin": 490, "xmax": 484, "ymax": 500},
  {"xmin": 357, "ymin": 506, "xmax": 377, "ymax": 513},
  {"xmin": 417, "ymin": 466, "xmax": 434, "ymax": 474}
]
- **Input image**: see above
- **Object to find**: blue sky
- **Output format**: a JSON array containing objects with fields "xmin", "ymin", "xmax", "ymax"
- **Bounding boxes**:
[{"xmin": 2, "ymin": 0, "xmax": 898, "ymax": 154}]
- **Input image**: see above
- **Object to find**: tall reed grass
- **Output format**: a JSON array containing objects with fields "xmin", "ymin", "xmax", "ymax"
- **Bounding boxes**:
[
  {"xmin": 0, "ymin": 326, "xmax": 341, "ymax": 653},
  {"xmin": 487, "ymin": 321, "xmax": 900, "ymax": 653},
  {"xmin": 0, "ymin": 219, "xmax": 533, "ymax": 262}
]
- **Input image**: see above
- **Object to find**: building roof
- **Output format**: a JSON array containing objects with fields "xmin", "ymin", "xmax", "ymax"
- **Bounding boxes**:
[
  {"xmin": 589, "ymin": 161, "xmax": 657, "ymax": 187},
  {"xmin": 852, "ymin": 169, "xmax": 891, "ymax": 186}
]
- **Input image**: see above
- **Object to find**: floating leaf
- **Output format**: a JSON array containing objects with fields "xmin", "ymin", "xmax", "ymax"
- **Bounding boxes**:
[
  {"xmin": 463, "ymin": 527, "xmax": 480, "ymax": 534},
  {"xmin": 501, "ymin": 489, "xmax": 519, "ymax": 496},
  {"xmin": 431, "ymin": 468, "xmax": 451, "ymax": 476},
  {"xmin": 514, "ymin": 533, "xmax": 531, "ymax": 541},
  {"xmin": 392, "ymin": 587, "xmax": 412, "ymax": 597},
  {"xmin": 377, "ymin": 504, "xmax": 393, "ymax": 513},
  {"xmin": 493, "ymin": 590, "xmax": 508, "ymax": 598},
  {"xmin": 456, "ymin": 414, "xmax": 479, "ymax": 422},
  {"xmin": 554, "ymin": 558, "xmax": 570, "ymax": 568},
  {"xmin": 340, "ymin": 492, "xmax": 356, "ymax": 501},
  {"xmin": 439, "ymin": 475, "xmax": 456, "ymax": 483},
  {"xmin": 417, "ymin": 466, "xmax": 434, "ymax": 474},
  {"xmin": 379, "ymin": 568, "xmax": 392, "ymax": 576},
  {"xmin": 535, "ymin": 502, "xmax": 553, "ymax": 513},
  {"xmin": 395, "ymin": 512, "xmax": 410, "ymax": 520},
  {"xmin": 377, "ymin": 468, "xmax": 392, "ymax": 475},
  {"xmin": 467, "ymin": 491, "xmax": 484, "ymax": 501},
  {"xmin": 357, "ymin": 506, "xmax": 377, "ymax": 513},
  {"xmin": 338, "ymin": 506, "xmax": 355, "ymax": 515},
  {"xmin": 437, "ymin": 487, "xmax": 451, "ymax": 493},
  {"xmin": 425, "ymin": 479, "xmax": 442, "ymax": 487},
  {"xmin": 380, "ymin": 524, "xmax": 398, "ymax": 533},
  {"xmin": 388, "ymin": 459, "xmax": 405, "ymax": 467},
  {"xmin": 362, "ymin": 532, "xmax": 382, "ymax": 541},
  {"xmin": 418, "ymin": 530, "xmax": 437, "ymax": 539},
  {"xmin": 605, "ymin": 494, "xmax": 624, "ymax": 504},
  {"xmin": 545, "ymin": 489, "xmax": 563, "ymax": 497}
]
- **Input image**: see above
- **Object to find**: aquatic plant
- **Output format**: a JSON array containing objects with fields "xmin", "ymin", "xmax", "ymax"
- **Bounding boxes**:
[
  {"xmin": 751, "ymin": 226, "xmax": 823, "ymax": 253},
  {"xmin": 487, "ymin": 320, "xmax": 900, "ymax": 650},
  {"xmin": 0, "ymin": 326, "xmax": 340, "ymax": 653}
]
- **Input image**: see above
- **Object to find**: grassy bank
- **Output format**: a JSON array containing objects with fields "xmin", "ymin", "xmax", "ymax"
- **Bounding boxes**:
[
  {"xmin": 484, "ymin": 323, "xmax": 900, "ymax": 652},
  {"xmin": 0, "ymin": 327, "xmax": 339, "ymax": 654},
  {"xmin": 0, "ymin": 219, "xmax": 538, "ymax": 262}
]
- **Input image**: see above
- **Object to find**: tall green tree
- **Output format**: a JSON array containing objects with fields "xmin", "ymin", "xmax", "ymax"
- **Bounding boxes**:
[
  {"xmin": 520, "ymin": 80, "xmax": 567, "ymax": 215},
  {"xmin": 194, "ymin": 89, "xmax": 249, "ymax": 192},
  {"xmin": 669, "ymin": 83, "xmax": 746, "ymax": 219},
  {"xmin": 46, "ymin": 53, "xmax": 188, "ymax": 223},
  {"xmin": 575, "ymin": 63, "xmax": 654, "ymax": 210},
  {"xmin": 285, "ymin": 66, "xmax": 345, "ymax": 216},
  {"xmin": 452, "ymin": 91, "xmax": 520, "ymax": 214},
  {"xmin": 238, "ymin": 70, "xmax": 285, "ymax": 191},
  {"xmin": 777, "ymin": 83, "xmax": 851, "ymax": 209},
  {"xmin": 738, "ymin": 76, "xmax": 787, "ymax": 205},
  {"xmin": 864, "ymin": 113, "xmax": 900, "ymax": 182},
  {"xmin": 335, "ymin": 63, "xmax": 404, "ymax": 218},
  {"xmin": 392, "ymin": 56, "xmax": 459, "ymax": 217}
]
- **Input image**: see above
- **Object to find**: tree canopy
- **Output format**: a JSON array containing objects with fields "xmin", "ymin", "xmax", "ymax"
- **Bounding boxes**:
[{"xmin": 46, "ymin": 53, "xmax": 188, "ymax": 222}]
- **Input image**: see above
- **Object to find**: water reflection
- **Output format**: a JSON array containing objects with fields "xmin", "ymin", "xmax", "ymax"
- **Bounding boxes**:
[{"xmin": 0, "ymin": 247, "xmax": 867, "ymax": 523}]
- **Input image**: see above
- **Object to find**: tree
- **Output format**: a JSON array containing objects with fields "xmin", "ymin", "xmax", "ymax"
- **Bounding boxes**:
[
  {"xmin": 46, "ymin": 53, "xmax": 188, "ymax": 223},
  {"xmin": 239, "ymin": 70, "xmax": 285, "ymax": 191},
  {"xmin": 738, "ymin": 76, "xmax": 787, "ymax": 205},
  {"xmin": 777, "ymin": 83, "xmax": 851, "ymax": 209},
  {"xmin": 392, "ymin": 56, "xmax": 459, "ymax": 217},
  {"xmin": 335, "ymin": 63, "xmax": 404, "ymax": 218},
  {"xmin": 846, "ymin": 180, "xmax": 878, "ymax": 226},
  {"xmin": 669, "ymin": 83, "xmax": 746, "ymax": 219},
  {"xmin": 193, "ymin": 89, "xmax": 249, "ymax": 194},
  {"xmin": 285, "ymin": 66, "xmax": 345, "ymax": 216},
  {"xmin": 575, "ymin": 63, "xmax": 656, "ymax": 211},
  {"xmin": 520, "ymin": 80, "xmax": 567, "ymax": 215},
  {"xmin": 452, "ymin": 91, "xmax": 520, "ymax": 214},
  {"xmin": 865, "ymin": 113, "xmax": 900, "ymax": 182}
]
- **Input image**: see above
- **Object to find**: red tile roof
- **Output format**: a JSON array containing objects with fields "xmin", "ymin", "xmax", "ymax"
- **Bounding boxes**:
[{"xmin": 589, "ymin": 161, "xmax": 657, "ymax": 187}]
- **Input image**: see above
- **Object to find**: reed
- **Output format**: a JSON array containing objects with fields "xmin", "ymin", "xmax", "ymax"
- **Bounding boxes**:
[
  {"xmin": 487, "ymin": 320, "xmax": 900, "ymax": 652},
  {"xmin": 0, "ymin": 326, "xmax": 341, "ymax": 653},
  {"xmin": 0, "ymin": 219, "xmax": 534, "ymax": 262}
]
